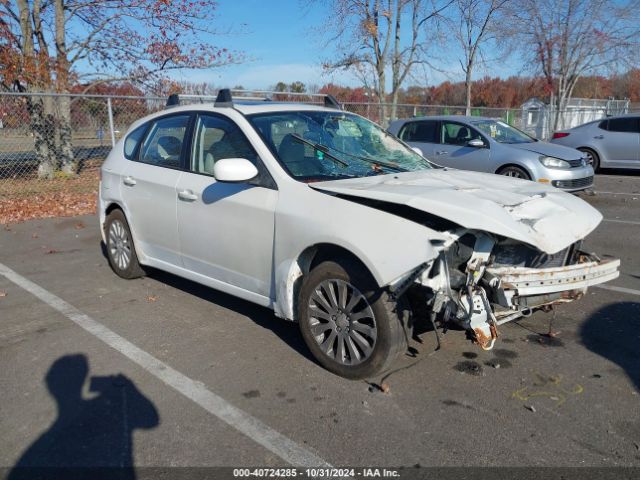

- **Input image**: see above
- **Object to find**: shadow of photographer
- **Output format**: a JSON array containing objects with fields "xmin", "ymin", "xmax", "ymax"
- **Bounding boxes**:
[{"xmin": 9, "ymin": 354, "xmax": 159, "ymax": 480}]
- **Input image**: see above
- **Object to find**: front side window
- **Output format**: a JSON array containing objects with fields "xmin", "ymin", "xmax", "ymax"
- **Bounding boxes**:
[
  {"xmin": 607, "ymin": 117, "xmax": 638, "ymax": 133},
  {"xmin": 471, "ymin": 120, "xmax": 534, "ymax": 144},
  {"xmin": 248, "ymin": 111, "xmax": 432, "ymax": 181},
  {"xmin": 191, "ymin": 114, "xmax": 258, "ymax": 175},
  {"xmin": 399, "ymin": 121, "xmax": 438, "ymax": 143},
  {"xmin": 441, "ymin": 122, "xmax": 483, "ymax": 146},
  {"xmin": 139, "ymin": 115, "xmax": 190, "ymax": 168}
]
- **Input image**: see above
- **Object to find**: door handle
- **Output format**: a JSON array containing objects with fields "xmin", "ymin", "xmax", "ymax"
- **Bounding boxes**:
[
  {"xmin": 593, "ymin": 135, "xmax": 604, "ymax": 139},
  {"xmin": 123, "ymin": 176, "xmax": 136, "ymax": 186},
  {"xmin": 177, "ymin": 190, "xmax": 198, "ymax": 202},
  {"xmin": 435, "ymin": 150, "xmax": 448, "ymax": 155}
]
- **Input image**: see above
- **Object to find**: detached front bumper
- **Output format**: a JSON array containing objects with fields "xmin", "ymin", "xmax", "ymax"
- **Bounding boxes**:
[{"xmin": 486, "ymin": 256, "xmax": 620, "ymax": 315}]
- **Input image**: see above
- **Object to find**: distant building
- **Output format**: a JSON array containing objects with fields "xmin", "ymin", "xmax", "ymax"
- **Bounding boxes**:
[{"xmin": 521, "ymin": 97, "xmax": 629, "ymax": 140}]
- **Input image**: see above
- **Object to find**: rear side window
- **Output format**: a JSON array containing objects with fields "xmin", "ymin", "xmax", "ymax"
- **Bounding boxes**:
[
  {"xmin": 605, "ymin": 117, "xmax": 638, "ymax": 133},
  {"xmin": 124, "ymin": 125, "xmax": 147, "ymax": 160},
  {"xmin": 139, "ymin": 115, "xmax": 190, "ymax": 168},
  {"xmin": 399, "ymin": 121, "xmax": 438, "ymax": 143}
]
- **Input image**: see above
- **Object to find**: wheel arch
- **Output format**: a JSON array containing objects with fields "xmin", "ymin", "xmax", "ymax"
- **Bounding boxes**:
[
  {"xmin": 495, "ymin": 163, "xmax": 533, "ymax": 179},
  {"xmin": 105, "ymin": 201, "xmax": 124, "ymax": 216},
  {"xmin": 274, "ymin": 242, "xmax": 377, "ymax": 322},
  {"xmin": 102, "ymin": 201, "xmax": 146, "ymax": 265},
  {"xmin": 576, "ymin": 146, "xmax": 602, "ymax": 170}
]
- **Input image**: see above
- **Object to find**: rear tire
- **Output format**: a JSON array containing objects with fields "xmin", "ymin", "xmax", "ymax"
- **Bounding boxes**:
[
  {"xmin": 298, "ymin": 259, "xmax": 411, "ymax": 380},
  {"xmin": 578, "ymin": 148, "xmax": 600, "ymax": 172},
  {"xmin": 104, "ymin": 209, "xmax": 145, "ymax": 279},
  {"xmin": 498, "ymin": 165, "xmax": 531, "ymax": 180}
]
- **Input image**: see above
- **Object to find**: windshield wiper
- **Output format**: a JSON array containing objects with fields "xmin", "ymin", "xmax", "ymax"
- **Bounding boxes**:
[
  {"xmin": 291, "ymin": 133, "xmax": 407, "ymax": 172},
  {"xmin": 290, "ymin": 134, "xmax": 349, "ymax": 168},
  {"xmin": 329, "ymin": 147, "xmax": 408, "ymax": 172}
]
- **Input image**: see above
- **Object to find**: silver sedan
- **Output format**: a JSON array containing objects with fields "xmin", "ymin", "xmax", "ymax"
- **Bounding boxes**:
[
  {"xmin": 550, "ymin": 115, "xmax": 640, "ymax": 171},
  {"xmin": 388, "ymin": 116, "xmax": 594, "ymax": 192}
]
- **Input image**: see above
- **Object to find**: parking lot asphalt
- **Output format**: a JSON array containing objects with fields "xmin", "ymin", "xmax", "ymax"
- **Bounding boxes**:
[{"xmin": 1, "ymin": 172, "xmax": 639, "ymax": 473}]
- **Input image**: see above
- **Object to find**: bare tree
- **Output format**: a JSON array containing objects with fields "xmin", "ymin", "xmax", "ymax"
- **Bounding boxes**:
[
  {"xmin": 449, "ymin": 0, "xmax": 508, "ymax": 115},
  {"xmin": 319, "ymin": 0, "xmax": 452, "ymax": 123},
  {"xmin": 504, "ymin": 0, "xmax": 640, "ymax": 131}
]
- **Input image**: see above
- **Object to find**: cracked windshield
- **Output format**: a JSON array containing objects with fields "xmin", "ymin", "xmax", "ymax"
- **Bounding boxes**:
[{"xmin": 249, "ymin": 111, "xmax": 432, "ymax": 181}]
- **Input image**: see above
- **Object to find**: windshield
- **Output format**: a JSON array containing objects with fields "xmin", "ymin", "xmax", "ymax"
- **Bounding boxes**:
[
  {"xmin": 471, "ymin": 120, "xmax": 535, "ymax": 144},
  {"xmin": 248, "ymin": 111, "xmax": 433, "ymax": 181}
]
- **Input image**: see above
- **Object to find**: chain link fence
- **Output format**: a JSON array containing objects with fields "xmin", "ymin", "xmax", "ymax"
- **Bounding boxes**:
[
  {"xmin": 342, "ymin": 102, "xmax": 522, "ymax": 129},
  {"xmin": 0, "ymin": 91, "xmax": 632, "ymax": 222},
  {"xmin": 0, "ymin": 92, "xmax": 165, "ymax": 222}
]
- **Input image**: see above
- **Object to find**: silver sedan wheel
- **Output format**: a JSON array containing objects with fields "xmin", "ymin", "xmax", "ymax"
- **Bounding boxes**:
[
  {"xmin": 308, "ymin": 279, "xmax": 377, "ymax": 366},
  {"xmin": 108, "ymin": 219, "xmax": 132, "ymax": 271},
  {"xmin": 502, "ymin": 168, "xmax": 525, "ymax": 178},
  {"xmin": 583, "ymin": 150, "xmax": 594, "ymax": 165}
]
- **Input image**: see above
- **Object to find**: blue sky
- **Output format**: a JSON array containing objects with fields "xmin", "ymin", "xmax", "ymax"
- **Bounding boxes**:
[
  {"xmin": 172, "ymin": 0, "xmax": 360, "ymax": 89},
  {"xmin": 171, "ymin": 0, "xmax": 518, "ymax": 90}
]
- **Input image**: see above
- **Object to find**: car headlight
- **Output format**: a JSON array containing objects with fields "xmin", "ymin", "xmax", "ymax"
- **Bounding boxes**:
[{"xmin": 539, "ymin": 156, "xmax": 570, "ymax": 169}]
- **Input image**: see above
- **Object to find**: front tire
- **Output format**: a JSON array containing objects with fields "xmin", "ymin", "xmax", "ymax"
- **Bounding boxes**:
[
  {"xmin": 578, "ymin": 148, "xmax": 600, "ymax": 172},
  {"xmin": 498, "ymin": 165, "xmax": 531, "ymax": 180},
  {"xmin": 105, "ymin": 209, "xmax": 145, "ymax": 279},
  {"xmin": 298, "ymin": 259, "xmax": 411, "ymax": 379}
]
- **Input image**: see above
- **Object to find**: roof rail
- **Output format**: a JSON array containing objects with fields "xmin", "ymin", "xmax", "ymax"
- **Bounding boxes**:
[{"xmin": 164, "ymin": 88, "xmax": 343, "ymax": 110}]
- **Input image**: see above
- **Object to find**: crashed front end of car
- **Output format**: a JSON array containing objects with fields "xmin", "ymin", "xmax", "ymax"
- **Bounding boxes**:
[
  {"xmin": 398, "ymin": 232, "xmax": 620, "ymax": 349},
  {"xmin": 312, "ymin": 170, "xmax": 620, "ymax": 349}
]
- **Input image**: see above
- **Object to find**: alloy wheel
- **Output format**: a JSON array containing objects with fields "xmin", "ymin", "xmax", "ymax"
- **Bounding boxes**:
[
  {"xmin": 108, "ymin": 219, "xmax": 132, "ymax": 271},
  {"xmin": 307, "ymin": 279, "xmax": 377, "ymax": 366}
]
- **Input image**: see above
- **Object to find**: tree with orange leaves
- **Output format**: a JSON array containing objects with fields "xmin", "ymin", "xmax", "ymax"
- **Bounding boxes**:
[{"xmin": 0, "ymin": 0, "xmax": 242, "ymax": 178}]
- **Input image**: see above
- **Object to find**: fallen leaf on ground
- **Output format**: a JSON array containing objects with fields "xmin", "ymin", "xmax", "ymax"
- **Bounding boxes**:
[
  {"xmin": 146, "ymin": 295, "xmax": 158, "ymax": 302},
  {"xmin": 0, "ymin": 290, "xmax": 7, "ymax": 297},
  {"xmin": 32, "ymin": 233, "xmax": 39, "ymax": 239},
  {"xmin": 45, "ymin": 249, "xmax": 59, "ymax": 254},
  {"xmin": 74, "ymin": 222, "xmax": 85, "ymax": 229},
  {"xmin": 0, "ymin": 186, "xmax": 97, "ymax": 225}
]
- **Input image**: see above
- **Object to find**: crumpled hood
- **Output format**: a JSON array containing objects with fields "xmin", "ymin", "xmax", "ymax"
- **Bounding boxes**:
[
  {"xmin": 508, "ymin": 141, "xmax": 583, "ymax": 161},
  {"xmin": 311, "ymin": 169, "xmax": 602, "ymax": 254}
]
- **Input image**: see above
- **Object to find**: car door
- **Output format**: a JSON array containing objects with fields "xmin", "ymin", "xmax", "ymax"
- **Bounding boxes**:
[
  {"xmin": 596, "ymin": 117, "xmax": 640, "ymax": 168},
  {"xmin": 175, "ymin": 112, "xmax": 278, "ymax": 298},
  {"xmin": 396, "ymin": 120, "xmax": 439, "ymax": 159},
  {"xmin": 121, "ymin": 113, "xmax": 191, "ymax": 266},
  {"xmin": 434, "ymin": 121, "xmax": 490, "ymax": 171}
]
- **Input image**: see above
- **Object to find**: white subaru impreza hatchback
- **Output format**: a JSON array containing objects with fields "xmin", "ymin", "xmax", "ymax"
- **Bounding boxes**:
[{"xmin": 99, "ymin": 89, "xmax": 620, "ymax": 379}]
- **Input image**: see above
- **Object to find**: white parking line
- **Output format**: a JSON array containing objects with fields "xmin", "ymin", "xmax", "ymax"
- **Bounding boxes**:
[
  {"xmin": 0, "ymin": 262, "xmax": 331, "ymax": 468},
  {"xmin": 602, "ymin": 218, "xmax": 640, "ymax": 226},
  {"xmin": 595, "ymin": 191, "xmax": 640, "ymax": 196},
  {"xmin": 595, "ymin": 284, "xmax": 640, "ymax": 297}
]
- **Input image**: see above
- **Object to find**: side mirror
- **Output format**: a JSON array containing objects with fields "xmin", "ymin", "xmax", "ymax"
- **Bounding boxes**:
[
  {"xmin": 213, "ymin": 158, "xmax": 259, "ymax": 183},
  {"xmin": 411, "ymin": 147, "xmax": 423, "ymax": 156},
  {"xmin": 467, "ymin": 139, "xmax": 485, "ymax": 148}
]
